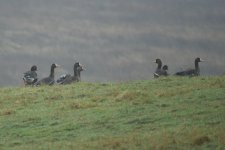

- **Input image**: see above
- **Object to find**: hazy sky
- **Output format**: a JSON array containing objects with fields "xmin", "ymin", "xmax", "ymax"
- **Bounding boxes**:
[{"xmin": 0, "ymin": 0, "xmax": 225, "ymax": 86}]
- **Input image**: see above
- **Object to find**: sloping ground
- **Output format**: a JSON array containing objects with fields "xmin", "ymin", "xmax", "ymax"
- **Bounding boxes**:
[
  {"xmin": 1, "ymin": 0, "xmax": 225, "ymax": 86},
  {"xmin": 0, "ymin": 76, "xmax": 224, "ymax": 150}
]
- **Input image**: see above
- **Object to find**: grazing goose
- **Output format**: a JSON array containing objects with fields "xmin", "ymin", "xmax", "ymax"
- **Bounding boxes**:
[
  {"xmin": 175, "ymin": 57, "xmax": 204, "ymax": 76},
  {"xmin": 35, "ymin": 63, "xmax": 60, "ymax": 86},
  {"xmin": 23, "ymin": 65, "xmax": 38, "ymax": 86},
  {"xmin": 57, "ymin": 62, "xmax": 84, "ymax": 84},
  {"xmin": 154, "ymin": 59, "xmax": 168, "ymax": 78}
]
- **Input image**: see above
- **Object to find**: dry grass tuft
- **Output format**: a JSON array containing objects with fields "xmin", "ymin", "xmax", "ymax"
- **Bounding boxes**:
[
  {"xmin": 70, "ymin": 101, "xmax": 98, "ymax": 109},
  {"xmin": 1, "ymin": 109, "xmax": 15, "ymax": 116},
  {"xmin": 188, "ymin": 128, "xmax": 211, "ymax": 146},
  {"xmin": 156, "ymin": 87, "xmax": 194, "ymax": 98},
  {"xmin": 150, "ymin": 132, "xmax": 177, "ymax": 150},
  {"xmin": 45, "ymin": 95, "xmax": 64, "ymax": 101},
  {"xmin": 192, "ymin": 135, "xmax": 210, "ymax": 146},
  {"xmin": 106, "ymin": 90, "xmax": 120, "ymax": 98},
  {"xmin": 101, "ymin": 136, "xmax": 144, "ymax": 150},
  {"xmin": 114, "ymin": 90, "xmax": 148, "ymax": 102},
  {"xmin": 208, "ymin": 78, "xmax": 225, "ymax": 88},
  {"xmin": 156, "ymin": 91, "xmax": 176, "ymax": 98},
  {"xmin": 215, "ymin": 128, "xmax": 225, "ymax": 145},
  {"xmin": 115, "ymin": 90, "xmax": 137, "ymax": 101},
  {"xmin": 218, "ymin": 133, "xmax": 225, "ymax": 145},
  {"xmin": 102, "ymin": 139, "xmax": 124, "ymax": 149}
]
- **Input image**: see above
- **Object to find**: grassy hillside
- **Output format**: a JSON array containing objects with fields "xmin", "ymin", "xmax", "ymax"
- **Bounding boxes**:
[
  {"xmin": 0, "ymin": 76, "xmax": 225, "ymax": 150},
  {"xmin": 1, "ymin": 0, "xmax": 225, "ymax": 86}
]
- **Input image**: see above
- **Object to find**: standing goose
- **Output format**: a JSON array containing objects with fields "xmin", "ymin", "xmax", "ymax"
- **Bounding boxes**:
[
  {"xmin": 175, "ymin": 57, "xmax": 204, "ymax": 76},
  {"xmin": 36, "ymin": 63, "xmax": 60, "ymax": 85},
  {"xmin": 154, "ymin": 59, "xmax": 168, "ymax": 78},
  {"xmin": 23, "ymin": 65, "xmax": 38, "ymax": 86},
  {"xmin": 57, "ymin": 62, "xmax": 84, "ymax": 84}
]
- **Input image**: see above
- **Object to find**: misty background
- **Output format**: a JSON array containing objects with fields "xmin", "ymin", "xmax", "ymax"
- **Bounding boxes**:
[{"xmin": 0, "ymin": 0, "xmax": 225, "ymax": 87}]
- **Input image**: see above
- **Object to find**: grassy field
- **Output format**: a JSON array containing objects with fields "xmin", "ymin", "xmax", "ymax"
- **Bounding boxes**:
[{"xmin": 0, "ymin": 76, "xmax": 224, "ymax": 150}]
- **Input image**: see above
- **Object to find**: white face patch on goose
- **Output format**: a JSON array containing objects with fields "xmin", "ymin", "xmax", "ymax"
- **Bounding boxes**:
[
  {"xmin": 200, "ymin": 58, "xmax": 205, "ymax": 62},
  {"xmin": 55, "ymin": 64, "xmax": 60, "ymax": 67}
]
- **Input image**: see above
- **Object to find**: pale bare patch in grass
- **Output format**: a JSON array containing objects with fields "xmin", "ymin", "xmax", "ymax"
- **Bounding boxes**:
[
  {"xmin": 114, "ymin": 90, "xmax": 148, "ymax": 103},
  {"xmin": 156, "ymin": 87, "xmax": 195, "ymax": 98},
  {"xmin": 156, "ymin": 90, "xmax": 176, "ymax": 98},
  {"xmin": 115, "ymin": 90, "xmax": 136, "ymax": 101},
  {"xmin": 15, "ymin": 99, "xmax": 27, "ymax": 107}
]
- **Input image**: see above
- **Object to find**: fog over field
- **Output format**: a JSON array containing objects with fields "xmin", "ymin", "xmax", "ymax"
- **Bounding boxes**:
[{"xmin": 0, "ymin": 0, "xmax": 225, "ymax": 86}]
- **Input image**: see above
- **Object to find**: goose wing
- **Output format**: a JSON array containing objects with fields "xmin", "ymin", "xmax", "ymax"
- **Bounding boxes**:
[
  {"xmin": 56, "ymin": 74, "xmax": 72, "ymax": 84},
  {"xmin": 35, "ymin": 77, "xmax": 55, "ymax": 86},
  {"xmin": 154, "ymin": 69, "xmax": 168, "ymax": 78},
  {"xmin": 23, "ymin": 71, "xmax": 38, "ymax": 85},
  {"xmin": 175, "ymin": 68, "xmax": 196, "ymax": 76}
]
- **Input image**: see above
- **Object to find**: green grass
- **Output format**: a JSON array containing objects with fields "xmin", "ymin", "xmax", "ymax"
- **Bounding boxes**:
[{"xmin": 0, "ymin": 76, "xmax": 225, "ymax": 150}]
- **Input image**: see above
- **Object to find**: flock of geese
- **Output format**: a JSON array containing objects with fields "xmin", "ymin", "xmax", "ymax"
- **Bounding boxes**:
[
  {"xmin": 153, "ymin": 57, "xmax": 204, "ymax": 78},
  {"xmin": 23, "ymin": 62, "xmax": 84, "ymax": 86},
  {"xmin": 23, "ymin": 57, "xmax": 204, "ymax": 86}
]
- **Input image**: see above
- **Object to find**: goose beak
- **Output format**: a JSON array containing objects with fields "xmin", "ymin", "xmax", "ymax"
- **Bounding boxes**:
[
  {"xmin": 81, "ymin": 65, "xmax": 86, "ymax": 71},
  {"xmin": 154, "ymin": 73, "xmax": 159, "ymax": 77},
  {"xmin": 78, "ymin": 63, "xmax": 85, "ymax": 71},
  {"xmin": 55, "ymin": 64, "xmax": 60, "ymax": 68},
  {"xmin": 152, "ymin": 60, "xmax": 156, "ymax": 63},
  {"xmin": 200, "ymin": 59, "xmax": 205, "ymax": 62}
]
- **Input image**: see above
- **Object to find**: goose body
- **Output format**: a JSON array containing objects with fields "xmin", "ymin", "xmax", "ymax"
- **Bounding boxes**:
[
  {"xmin": 36, "ymin": 64, "xmax": 60, "ymax": 86},
  {"xmin": 57, "ymin": 62, "xmax": 84, "ymax": 85},
  {"xmin": 56, "ymin": 74, "xmax": 72, "ymax": 84},
  {"xmin": 23, "ymin": 65, "xmax": 38, "ymax": 85},
  {"xmin": 162, "ymin": 65, "xmax": 169, "ymax": 76},
  {"xmin": 154, "ymin": 59, "xmax": 168, "ymax": 78},
  {"xmin": 175, "ymin": 57, "xmax": 204, "ymax": 76}
]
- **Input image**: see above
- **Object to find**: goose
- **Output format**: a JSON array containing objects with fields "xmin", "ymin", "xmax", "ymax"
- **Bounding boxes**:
[
  {"xmin": 35, "ymin": 63, "xmax": 60, "ymax": 85},
  {"xmin": 154, "ymin": 59, "xmax": 168, "ymax": 78},
  {"xmin": 57, "ymin": 62, "xmax": 84, "ymax": 84},
  {"xmin": 162, "ymin": 65, "xmax": 169, "ymax": 76},
  {"xmin": 175, "ymin": 57, "xmax": 204, "ymax": 76},
  {"xmin": 23, "ymin": 65, "xmax": 38, "ymax": 85}
]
